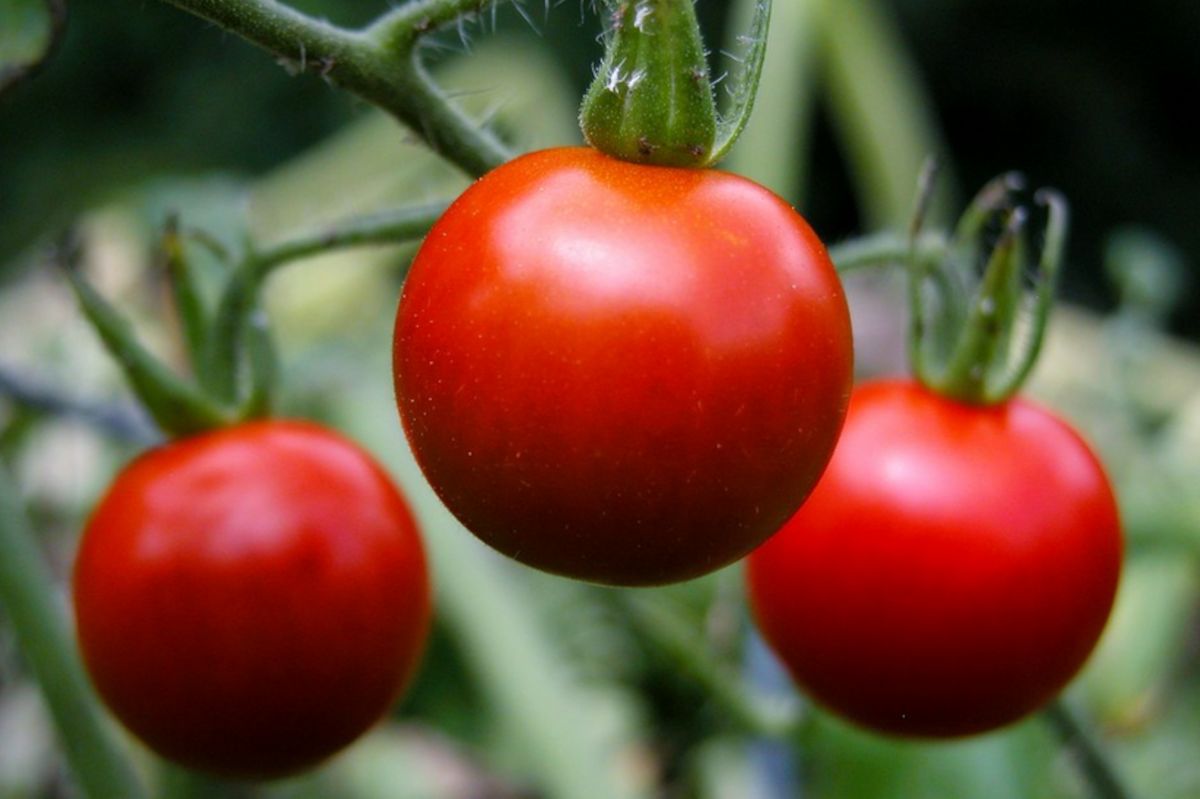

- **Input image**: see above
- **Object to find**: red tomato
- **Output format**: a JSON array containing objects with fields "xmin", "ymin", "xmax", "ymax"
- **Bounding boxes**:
[
  {"xmin": 747, "ymin": 379, "xmax": 1122, "ymax": 737},
  {"xmin": 394, "ymin": 146, "xmax": 852, "ymax": 585},
  {"xmin": 73, "ymin": 421, "xmax": 430, "ymax": 778}
]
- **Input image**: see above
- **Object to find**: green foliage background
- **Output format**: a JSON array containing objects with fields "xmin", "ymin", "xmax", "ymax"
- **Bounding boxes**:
[{"xmin": 2, "ymin": 2, "xmax": 1200, "ymax": 798}]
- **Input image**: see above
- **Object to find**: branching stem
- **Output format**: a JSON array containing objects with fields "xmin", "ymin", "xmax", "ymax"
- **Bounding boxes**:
[{"xmin": 157, "ymin": 0, "xmax": 511, "ymax": 176}]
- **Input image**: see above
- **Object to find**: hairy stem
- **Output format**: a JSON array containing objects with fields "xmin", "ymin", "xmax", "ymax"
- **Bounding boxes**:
[{"xmin": 157, "ymin": 0, "xmax": 511, "ymax": 176}]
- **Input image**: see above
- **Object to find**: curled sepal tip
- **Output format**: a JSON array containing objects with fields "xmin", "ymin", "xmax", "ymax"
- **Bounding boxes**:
[
  {"xmin": 909, "ymin": 177, "xmax": 1069, "ymax": 405},
  {"xmin": 710, "ymin": 0, "xmax": 773, "ymax": 165}
]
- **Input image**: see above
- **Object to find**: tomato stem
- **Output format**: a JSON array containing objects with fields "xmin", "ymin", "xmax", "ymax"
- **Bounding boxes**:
[
  {"xmin": 0, "ymin": 468, "xmax": 149, "ymax": 799},
  {"xmin": 207, "ymin": 201, "xmax": 450, "ymax": 415},
  {"xmin": 1043, "ymin": 700, "xmax": 1136, "ymax": 799},
  {"xmin": 155, "ymin": 0, "xmax": 510, "ymax": 176},
  {"xmin": 827, "ymin": 230, "xmax": 947, "ymax": 274},
  {"xmin": 580, "ymin": 0, "xmax": 718, "ymax": 166},
  {"xmin": 580, "ymin": 0, "xmax": 773, "ymax": 167},
  {"xmin": 252, "ymin": 201, "xmax": 449, "ymax": 275}
]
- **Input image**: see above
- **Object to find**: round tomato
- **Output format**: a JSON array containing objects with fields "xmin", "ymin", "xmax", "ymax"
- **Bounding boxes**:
[
  {"xmin": 394, "ymin": 146, "xmax": 852, "ymax": 585},
  {"xmin": 747, "ymin": 379, "xmax": 1122, "ymax": 737},
  {"xmin": 73, "ymin": 421, "xmax": 430, "ymax": 778}
]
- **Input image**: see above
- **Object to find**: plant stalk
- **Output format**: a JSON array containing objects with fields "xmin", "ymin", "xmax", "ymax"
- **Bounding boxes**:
[
  {"xmin": 0, "ymin": 469, "xmax": 147, "ymax": 799},
  {"xmin": 1043, "ymin": 700, "xmax": 1134, "ymax": 799},
  {"xmin": 157, "ymin": 0, "xmax": 510, "ymax": 176}
]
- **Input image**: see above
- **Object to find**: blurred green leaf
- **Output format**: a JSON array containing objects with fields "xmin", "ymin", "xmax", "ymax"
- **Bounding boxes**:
[
  {"xmin": 1080, "ymin": 552, "xmax": 1200, "ymax": 730},
  {"xmin": 814, "ymin": 0, "xmax": 954, "ymax": 228},
  {"xmin": 806, "ymin": 714, "xmax": 1053, "ymax": 799},
  {"xmin": 0, "ymin": 0, "xmax": 64, "ymax": 96}
]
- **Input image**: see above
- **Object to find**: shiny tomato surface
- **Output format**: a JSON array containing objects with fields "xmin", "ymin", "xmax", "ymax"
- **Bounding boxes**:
[
  {"xmin": 73, "ymin": 421, "xmax": 430, "ymax": 778},
  {"xmin": 748, "ymin": 379, "xmax": 1122, "ymax": 737},
  {"xmin": 394, "ymin": 147, "xmax": 853, "ymax": 585}
]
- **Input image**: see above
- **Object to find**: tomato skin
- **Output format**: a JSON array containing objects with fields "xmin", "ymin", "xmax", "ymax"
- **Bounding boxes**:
[
  {"xmin": 394, "ymin": 146, "xmax": 852, "ymax": 586},
  {"xmin": 747, "ymin": 379, "xmax": 1122, "ymax": 737},
  {"xmin": 73, "ymin": 421, "xmax": 430, "ymax": 779}
]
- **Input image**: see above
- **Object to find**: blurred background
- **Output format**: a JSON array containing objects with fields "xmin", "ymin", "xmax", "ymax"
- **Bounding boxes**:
[{"xmin": 2, "ymin": 1, "xmax": 1200, "ymax": 798}]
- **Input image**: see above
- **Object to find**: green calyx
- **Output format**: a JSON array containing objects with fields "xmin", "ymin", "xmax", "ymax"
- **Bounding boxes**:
[
  {"xmin": 59, "ymin": 204, "xmax": 446, "ymax": 440},
  {"xmin": 58, "ymin": 224, "xmax": 274, "ymax": 439},
  {"xmin": 907, "ymin": 169, "xmax": 1070, "ymax": 405},
  {"xmin": 580, "ymin": 0, "xmax": 773, "ymax": 168}
]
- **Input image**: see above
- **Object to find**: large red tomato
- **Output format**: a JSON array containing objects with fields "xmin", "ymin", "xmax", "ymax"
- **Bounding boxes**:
[
  {"xmin": 73, "ymin": 421, "xmax": 430, "ymax": 778},
  {"xmin": 747, "ymin": 379, "xmax": 1122, "ymax": 737},
  {"xmin": 394, "ymin": 146, "xmax": 853, "ymax": 585}
]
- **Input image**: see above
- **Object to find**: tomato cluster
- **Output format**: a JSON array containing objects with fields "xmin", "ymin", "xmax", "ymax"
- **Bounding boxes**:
[
  {"xmin": 71, "ymin": 143, "xmax": 1122, "ymax": 783},
  {"xmin": 74, "ymin": 422, "xmax": 430, "ymax": 778},
  {"xmin": 747, "ymin": 380, "xmax": 1122, "ymax": 737},
  {"xmin": 393, "ymin": 146, "xmax": 854, "ymax": 586}
]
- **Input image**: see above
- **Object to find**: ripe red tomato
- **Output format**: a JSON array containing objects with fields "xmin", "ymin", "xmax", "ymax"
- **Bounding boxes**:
[
  {"xmin": 394, "ymin": 146, "xmax": 852, "ymax": 585},
  {"xmin": 73, "ymin": 421, "xmax": 430, "ymax": 778},
  {"xmin": 747, "ymin": 379, "xmax": 1122, "ymax": 737}
]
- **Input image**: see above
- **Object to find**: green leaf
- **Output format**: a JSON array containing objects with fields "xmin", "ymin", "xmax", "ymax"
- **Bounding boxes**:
[
  {"xmin": 0, "ymin": 466, "xmax": 149, "ymax": 799},
  {"xmin": 0, "ymin": 0, "xmax": 65, "ymax": 96},
  {"xmin": 814, "ymin": 0, "xmax": 954, "ymax": 228}
]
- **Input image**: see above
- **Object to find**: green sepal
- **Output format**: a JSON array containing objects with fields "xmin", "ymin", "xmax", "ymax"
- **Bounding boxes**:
[
  {"xmin": 580, "ymin": 0, "xmax": 718, "ymax": 167},
  {"xmin": 933, "ymin": 207, "xmax": 1027, "ymax": 403},
  {"xmin": 205, "ymin": 266, "xmax": 259, "ymax": 405},
  {"xmin": 62, "ymin": 264, "xmax": 234, "ymax": 437},
  {"xmin": 161, "ymin": 216, "xmax": 214, "ymax": 389},
  {"xmin": 236, "ymin": 301, "xmax": 278, "ymax": 421},
  {"xmin": 908, "ymin": 176, "xmax": 1069, "ymax": 405},
  {"xmin": 710, "ymin": 0, "xmax": 772, "ymax": 165}
]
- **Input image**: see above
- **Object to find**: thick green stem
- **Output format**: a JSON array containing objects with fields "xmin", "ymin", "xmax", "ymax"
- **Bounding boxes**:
[
  {"xmin": 1043, "ymin": 700, "xmax": 1135, "ymax": 799},
  {"xmin": 0, "ymin": 469, "xmax": 148, "ymax": 799},
  {"xmin": 581, "ymin": 0, "xmax": 718, "ymax": 166},
  {"xmin": 157, "ymin": 0, "xmax": 510, "ymax": 176},
  {"xmin": 368, "ymin": 0, "xmax": 495, "ymax": 51}
]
